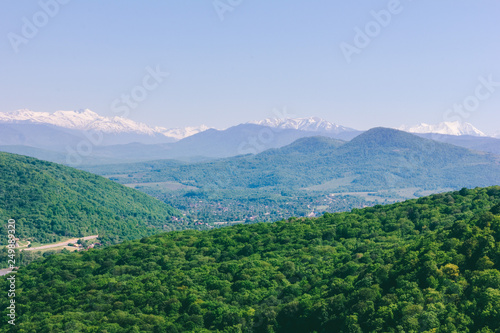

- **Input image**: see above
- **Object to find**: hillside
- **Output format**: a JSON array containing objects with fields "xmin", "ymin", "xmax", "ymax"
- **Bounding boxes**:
[
  {"xmin": 79, "ymin": 128, "xmax": 500, "ymax": 225},
  {"xmin": 89, "ymin": 128, "xmax": 500, "ymax": 192},
  {"xmin": 2, "ymin": 186, "xmax": 500, "ymax": 332},
  {"xmin": 0, "ymin": 152, "xmax": 182, "ymax": 246},
  {"xmin": 416, "ymin": 133, "xmax": 500, "ymax": 156}
]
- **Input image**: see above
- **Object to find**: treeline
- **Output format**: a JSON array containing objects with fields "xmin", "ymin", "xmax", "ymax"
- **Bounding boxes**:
[{"xmin": 1, "ymin": 186, "xmax": 500, "ymax": 332}]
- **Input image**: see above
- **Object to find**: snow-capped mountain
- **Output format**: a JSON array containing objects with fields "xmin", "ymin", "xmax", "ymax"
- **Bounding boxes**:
[
  {"xmin": 398, "ymin": 121, "xmax": 486, "ymax": 137},
  {"xmin": 161, "ymin": 125, "xmax": 211, "ymax": 141},
  {"xmin": 0, "ymin": 109, "xmax": 210, "ymax": 140},
  {"xmin": 249, "ymin": 117, "xmax": 356, "ymax": 133}
]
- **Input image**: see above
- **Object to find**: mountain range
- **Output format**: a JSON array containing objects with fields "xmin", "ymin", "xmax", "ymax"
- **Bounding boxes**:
[
  {"xmin": 0, "ymin": 109, "xmax": 209, "ymax": 142},
  {"xmin": 87, "ymin": 127, "xmax": 500, "ymax": 194},
  {"xmin": 249, "ymin": 116, "xmax": 356, "ymax": 133},
  {"xmin": 398, "ymin": 121, "xmax": 486, "ymax": 137},
  {"xmin": 0, "ymin": 111, "xmax": 361, "ymax": 164},
  {"xmin": 0, "ymin": 109, "xmax": 495, "ymax": 140},
  {"xmin": 11, "ymin": 124, "xmax": 499, "ymax": 248},
  {"xmin": 0, "ymin": 109, "xmax": 499, "ymax": 165}
]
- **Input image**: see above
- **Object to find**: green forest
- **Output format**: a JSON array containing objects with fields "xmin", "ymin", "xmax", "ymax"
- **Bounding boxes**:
[
  {"xmin": 0, "ymin": 152, "xmax": 182, "ymax": 246},
  {"xmin": 2, "ymin": 186, "xmax": 500, "ymax": 332}
]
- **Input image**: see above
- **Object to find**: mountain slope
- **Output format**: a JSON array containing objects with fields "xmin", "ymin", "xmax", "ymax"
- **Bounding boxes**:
[
  {"xmin": 251, "ymin": 117, "xmax": 362, "ymax": 141},
  {"xmin": 251, "ymin": 116, "xmax": 356, "ymax": 133},
  {"xmin": 399, "ymin": 121, "xmax": 486, "ymax": 136},
  {"xmin": 0, "ymin": 121, "xmax": 356, "ymax": 165},
  {"xmin": 87, "ymin": 124, "xmax": 352, "ymax": 162},
  {"xmin": 331, "ymin": 128, "xmax": 493, "ymax": 189},
  {"xmin": 3, "ymin": 186, "xmax": 500, "ymax": 332},
  {"xmin": 169, "ymin": 124, "xmax": 344, "ymax": 158},
  {"xmin": 269, "ymin": 136, "xmax": 345, "ymax": 155},
  {"xmin": 90, "ymin": 128, "xmax": 500, "ymax": 192},
  {"xmin": 0, "ymin": 109, "xmax": 159, "ymax": 135},
  {"xmin": 0, "ymin": 109, "xmax": 210, "ymax": 144},
  {"xmin": 0, "ymin": 152, "xmax": 182, "ymax": 245},
  {"xmin": 415, "ymin": 133, "xmax": 500, "ymax": 155},
  {"xmin": 0, "ymin": 123, "xmax": 86, "ymax": 150}
]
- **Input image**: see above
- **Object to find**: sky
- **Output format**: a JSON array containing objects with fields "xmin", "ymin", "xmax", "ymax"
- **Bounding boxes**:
[{"xmin": 1, "ymin": 1, "xmax": 499, "ymax": 134}]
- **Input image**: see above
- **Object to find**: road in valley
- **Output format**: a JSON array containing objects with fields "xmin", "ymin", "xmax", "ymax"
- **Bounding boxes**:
[{"xmin": 23, "ymin": 235, "xmax": 99, "ymax": 251}]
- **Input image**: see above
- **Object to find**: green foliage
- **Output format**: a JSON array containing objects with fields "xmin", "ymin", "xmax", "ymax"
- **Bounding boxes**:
[
  {"xmin": 0, "ymin": 152, "xmax": 182, "ymax": 246},
  {"xmin": 2, "ymin": 186, "xmax": 500, "ymax": 332}
]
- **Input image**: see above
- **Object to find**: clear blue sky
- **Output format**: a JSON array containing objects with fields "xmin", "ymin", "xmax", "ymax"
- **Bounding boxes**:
[{"xmin": 1, "ymin": 1, "xmax": 499, "ymax": 134}]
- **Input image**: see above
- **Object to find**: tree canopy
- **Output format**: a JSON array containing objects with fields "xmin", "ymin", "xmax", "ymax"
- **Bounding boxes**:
[
  {"xmin": 2, "ymin": 186, "xmax": 500, "ymax": 332},
  {"xmin": 0, "ymin": 152, "xmax": 181, "ymax": 246}
]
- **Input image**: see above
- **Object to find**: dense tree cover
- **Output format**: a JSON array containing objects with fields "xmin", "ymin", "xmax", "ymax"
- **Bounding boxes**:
[
  {"xmin": 2, "ymin": 186, "xmax": 500, "ymax": 332},
  {"xmin": 0, "ymin": 247, "xmax": 67, "ymax": 268},
  {"xmin": 0, "ymin": 152, "xmax": 182, "ymax": 246}
]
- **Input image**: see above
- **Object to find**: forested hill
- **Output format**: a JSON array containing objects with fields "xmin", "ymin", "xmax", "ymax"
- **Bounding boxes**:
[
  {"xmin": 86, "ymin": 127, "xmax": 500, "ymax": 192},
  {"xmin": 4, "ymin": 186, "xmax": 500, "ymax": 332},
  {"xmin": 0, "ymin": 152, "xmax": 181, "ymax": 245}
]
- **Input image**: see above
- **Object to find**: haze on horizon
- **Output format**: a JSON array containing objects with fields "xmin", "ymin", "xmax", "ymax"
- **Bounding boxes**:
[{"xmin": 1, "ymin": 1, "xmax": 499, "ymax": 134}]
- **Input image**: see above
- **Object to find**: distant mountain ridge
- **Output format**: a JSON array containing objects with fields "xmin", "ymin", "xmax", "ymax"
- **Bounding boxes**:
[
  {"xmin": 399, "ymin": 121, "xmax": 486, "ymax": 137},
  {"xmin": 1, "ymin": 110, "xmax": 498, "ymax": 165},
  {"xmin": 414, "ymin": 133, "xmax": 500, "ymax": 156},
  {"xmin": 88, "ymin": 127, "xmax": 500, "ymax": 194},
  {"xmin": 2, "ymin": 110, "xmax": 494, "ymax": 141},
  {"xmin": 0, "ymin": 112, "xmax": 363, "ymax": 164},
  {"xmin": 0, "ymin": 109, "xmax": 210, "ymax": 141},
  {"xmin": 250, "ymin": 116, "xmax": 357, "ymax": 134}
]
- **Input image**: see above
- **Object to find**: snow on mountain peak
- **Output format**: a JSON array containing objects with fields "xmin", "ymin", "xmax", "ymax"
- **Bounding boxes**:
[
  {"xmin": 398, "ymin": 121, "xmax": 486, "ymax": 137},
  {"xmin": 0, "ymin": 109, "xmax": 210, "ymax": 140},
  {"xmin": 249, "ymin": 117, "xmax": 355, "ymax": 133},
  {"xmin": 0, "ymin": 109, "xmax": 104, "ymax": 129},
  {"xmin": 160, "ymin": 125, "xmax": 211, "ymax": 141}
]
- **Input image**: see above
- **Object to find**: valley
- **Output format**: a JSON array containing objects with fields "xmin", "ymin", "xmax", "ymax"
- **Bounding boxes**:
[
  {"xmin": 1, "ymin": 124, "xmax": 500, "ymax": 332},
  {"xmin": 22, "ymin": 235, "xmax": 99, "ymax": 252},
  {"xmin": 2, "ymin": 186, "xmax": 500, "ymax": 332},
  {"xmin": 3, "ymin": 2, "xmax": 499, "ymax": 331},
  {"xmin": 82, "ymin": 128, "xmax": 500, "ymax": 228}
]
